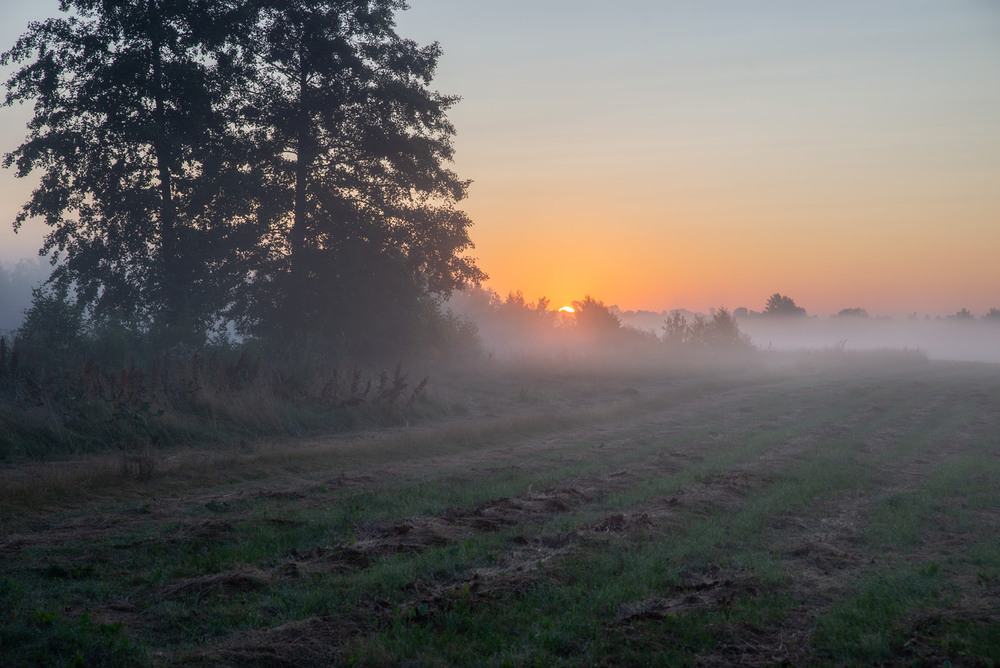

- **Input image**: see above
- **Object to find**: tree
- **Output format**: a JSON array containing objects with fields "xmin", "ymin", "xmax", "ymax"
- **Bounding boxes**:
[
  {"xmin": 762, "ymin": 293, "xmax": 806, "ymax": 317},
  {"xmin": 5, "ymin": 1, "xmax": 483, "ymax": 358},
  {"xmin": 2, "ymin": 1, "xmax": 258, "ymax": 342},
  {"xmin": 699, "ymin": 307, "xmax": 752, "ymax": 348},
  {"xmin": 232, "ymin": 0, "xmax": 484, "ymax": 350},
  {"xmin": 662, "ymin": 307, "xmax": 752, "ymax": 349},
  {"xmin": 572, "ymin": 295, "xmax": 623, "ymax": 342},
  {"xmin": 662, "ymin": 310, "xmax": 688, "ymax": 346},
  {"xmin": 17, "ymin": 284, "xmax": 86, "ymax": 368},
  {"xmin": 835, "ymin": 307, "xmax": 868, "ymax": 318}
]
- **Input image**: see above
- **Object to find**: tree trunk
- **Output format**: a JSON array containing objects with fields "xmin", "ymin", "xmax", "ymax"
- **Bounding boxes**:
[
  {"xmin": 289, "ymin": 40, "xmax": 311, "ymax": 324},
  {"xmin": 149, "ymin": 0, "xmax": 180, "ymax": 329}
]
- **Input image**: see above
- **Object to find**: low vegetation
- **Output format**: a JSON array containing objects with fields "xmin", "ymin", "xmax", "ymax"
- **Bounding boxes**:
[
  {"xmin": 2, "ymin": 353, "xmax": 998, "ymax": 666},
  {"xmin": 0, "ymin": 333, "xmax": 434, "ymax": 463}
]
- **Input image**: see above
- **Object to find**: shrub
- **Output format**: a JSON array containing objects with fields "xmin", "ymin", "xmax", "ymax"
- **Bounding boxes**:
[{"xmin": 662, "ymin": 307, "xmax": 753, "ymax": 350}]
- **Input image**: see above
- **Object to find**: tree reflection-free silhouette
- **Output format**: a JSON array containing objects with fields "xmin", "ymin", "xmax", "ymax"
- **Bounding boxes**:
[
  {"xmin": 232, "ymin": 0, "xmax": 484, "ymax": 355},
  {"xmin": 3, "ymin": 1, "xmax": 484, "ymax": 358},
  {"xmin": 661, "ymin": 307, "xmax": 752, "ymax": 349},
  {"xmin": 2, "ymin": 1, "xmax": 257, "ymax": 342},
  {"xmin": 571, "ymin": 295, "xmax": 625, "ymax": 344},
  {"xmin": 763, "ymin": 293, "xmax": 807, "ymax": 317}
]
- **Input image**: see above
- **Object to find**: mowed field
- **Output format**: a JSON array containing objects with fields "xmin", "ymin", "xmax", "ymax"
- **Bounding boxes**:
[{"xmin": 2, "ymin": 355, "xmax": 999, "ymax": 666}]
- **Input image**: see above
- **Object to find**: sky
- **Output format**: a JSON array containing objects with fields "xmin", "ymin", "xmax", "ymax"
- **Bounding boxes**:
[{"xmin": 2, "ymin": 1, "xmax": 999, "ymax": 318}]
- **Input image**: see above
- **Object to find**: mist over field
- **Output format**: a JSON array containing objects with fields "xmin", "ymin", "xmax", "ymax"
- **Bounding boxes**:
[
  {"xmin": 444, "ymin": 289, "xmax": 1000, "ymax": 366},
  {"xmin": 737, "ymin": 316, "xmax": 1000, "ymax": 364},
  {"xmin": 2, "ymin": 1, "xmax": 1000, "ymax": 665},
  {"xmin": 613, "ymin": 308, "xmax": 1000, "ymax": 364}
]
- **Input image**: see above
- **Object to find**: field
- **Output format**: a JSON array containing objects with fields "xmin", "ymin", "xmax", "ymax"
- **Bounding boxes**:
[{"xmin": 2, "ymin": 353, "xmax": 999, "ymax": 666}]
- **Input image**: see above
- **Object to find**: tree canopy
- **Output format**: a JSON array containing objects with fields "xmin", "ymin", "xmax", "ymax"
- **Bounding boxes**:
[
  {"xmin": 232, "ymin": 0, "xmax": 484, "ymax": 347},
  {"xmin": 2, "ymin": 0, "xmax": 258, "ymax": 340},
  {"xmin": 762, "ymin": 293, "xmax": 806, "ymax": 317},
  {"xmin": 3, "ymin": 0, "xmax": 483, "ymax": 355}
]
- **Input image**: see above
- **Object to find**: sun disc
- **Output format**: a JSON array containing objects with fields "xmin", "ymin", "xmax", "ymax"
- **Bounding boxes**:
[{"xmin": 558, "ymin": 306, "xmax": 575, "ymax": 313}]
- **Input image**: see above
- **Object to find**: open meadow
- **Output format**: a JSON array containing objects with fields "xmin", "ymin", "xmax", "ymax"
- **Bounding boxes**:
[{"xmin": 2, "ymin": 353, "xmax": 999, "ymax": 666}]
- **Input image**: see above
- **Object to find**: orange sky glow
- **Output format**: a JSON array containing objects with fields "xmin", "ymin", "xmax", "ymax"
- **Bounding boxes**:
[
  {"xmin": 2, "ymin": 1, "xmax": 999, "ymax": 319},
  {"xmin": 396, "ymin": 1, "xmax": 1000, "ymax": 318}
]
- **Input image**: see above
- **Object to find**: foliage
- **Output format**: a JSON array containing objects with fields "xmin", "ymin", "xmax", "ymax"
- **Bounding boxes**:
[
  {"xmin": 662, "ymin": 307, "xmax": 754, "ymax": 349},
  {"xmin": 835, "ymin": 307, "xmax": 869, "ymax": 318},
  {"xmin": 984, "ymin": 307, "xmax": 1000, "ymax": 322},
  {"xmin": 16, "ymin": 284, "xmax": 86, "ymax": 367},
  {"xmin": 763, "ymin": 293, "xmax": 806, "ymax": 317},
  {"xmin": 227, "ymin": 0, "xmax": 485, "ymax": 345},
  {"xmin": 3, "ymin": 0, "xmax": 484, "ymax": 358},
  {"xmin": 444, "ymin": 287, "xmax": 564, "ymax": 356},
  {"xmin": 662, "ymin": 310, "xmax": 689, "ymax": 346},
  {"xmin": 571, "ymin": 295, "xmax": 625, "ymax": 343},
  {"xmin": 1, "ymin": 0, "xmax": 256, "ymax": 342},
  {"xmin": 0, "ymin": 334, "xmax": 437, "ymax": 461}
]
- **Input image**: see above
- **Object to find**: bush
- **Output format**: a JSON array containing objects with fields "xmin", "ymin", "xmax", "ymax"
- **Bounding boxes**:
[{"xmin": 662, "ymin": 307, "xmax": 753, "ymax": 350}]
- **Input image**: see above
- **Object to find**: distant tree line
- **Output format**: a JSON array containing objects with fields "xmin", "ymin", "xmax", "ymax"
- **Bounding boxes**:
[
  {"xmin": 448, "ymin": 288, "xmax": 754, "ymax": 356},
  {"xmin": 2, "ymin": 0, "xmax": 483, "ymax": 360},
  {"xmin": 734, "ymin": 294, "xmax": 1000, "ymax": 322}
]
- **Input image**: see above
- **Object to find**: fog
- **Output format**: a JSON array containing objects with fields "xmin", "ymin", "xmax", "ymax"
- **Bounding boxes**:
[
  {"xmin": 615, "ymin": 311, "xmax": 1000, "ymax": 364},
  {"xmin": 446, "ymin": 290, "xmax": 1000, "ymax": 367},
  {"xmin": 3, "ymin": 268, "xmax": 997, "ymax": 366},
  {"xmin": 736, "ymin": 316, "xmax": 1000, "ymax": 364},
  {"xmin": 0, "ymin": 258, "xmax": 48, "ymax": 331}
]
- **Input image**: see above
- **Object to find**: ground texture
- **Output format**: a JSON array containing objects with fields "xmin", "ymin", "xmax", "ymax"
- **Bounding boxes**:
[{"xmin": 2, "ymin": 356, "xmax": 999, "ymax": 665}]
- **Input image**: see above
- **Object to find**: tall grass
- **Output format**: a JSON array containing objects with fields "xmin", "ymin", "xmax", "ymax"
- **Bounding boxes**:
[{"xmin": 0, "ymin": 338, "xmax": 430, "ymax": 462}]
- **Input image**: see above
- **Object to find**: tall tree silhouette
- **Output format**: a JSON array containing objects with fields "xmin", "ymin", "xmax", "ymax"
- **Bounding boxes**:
[
  {"xmin": 235, "ymin": 0, "xmax": 484, "ymax": 348},
  {"xmin": 2, "ymin": 0, "xmax": 255, "ymax": 341}
]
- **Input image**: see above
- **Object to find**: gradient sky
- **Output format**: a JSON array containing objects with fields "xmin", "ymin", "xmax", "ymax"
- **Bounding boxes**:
[{"xmin": 2, "ymin": 1, "xmax": 999, "ymax": 317}]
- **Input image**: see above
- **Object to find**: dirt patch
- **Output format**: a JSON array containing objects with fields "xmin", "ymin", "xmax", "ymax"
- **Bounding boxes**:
[
  {"xmin": 187, "ymin": 615, "xmax": 361, "ymax": 668},
  {"xmin": 393, "ymin": 537, "xmax": 574, "ymax": 623},
  {"xmin": 352, "ymin": 519, "xmax": 464, "ymax": 557},
  {"xmin": 159, "ymin": 567, "xmax": 272, "ymax": 600},
  {"xmin": 280, "ymin": 486, "xmax": 595, "ymax": 576},
  {"xmin": 590, "ymin": 512, "xmax": 654, "ymax": 534},
  {"xmin": 164, "ymin": 519, "xmax": 235, "ymax": 544},
  {"xmin": 696, "ymin": 619, "xmax": 813, "ymax": 668},
  {"xmin": 610, "ymin": 566, "xmax": 814, "ymax": 666},
  {"xmin": 352, "ymin": 487, "xmax": 593, "ymax": 558},
  {"xmin": 1, "ymin": 513, "xmax": 135, "ymax": 554},
  {"xmin": 617, "ymin": 565, "xmax": 764, "ymax": 623},
  {"xmin": 898, "ymin": 608, "xmax": 1000, "ymax": 667}
]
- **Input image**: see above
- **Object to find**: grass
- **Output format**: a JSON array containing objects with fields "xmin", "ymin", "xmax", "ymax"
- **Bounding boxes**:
[
  {"xmin": 0, "ymin": 348, "xmax": 433, "ymax": 463},
  {"xmin": 1, "ymin": 355, "xmax": 999, "ymax": 665}
]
